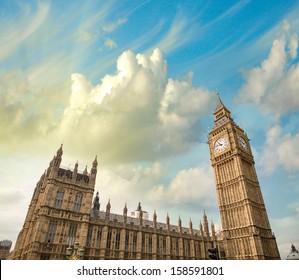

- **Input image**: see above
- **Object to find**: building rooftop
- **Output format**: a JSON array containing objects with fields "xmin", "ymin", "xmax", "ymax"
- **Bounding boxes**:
[
  {"xmin": 93, "ymin": 210, "xmax": 203, "ymax": 235},
  {"xmin": 286, "ymin": 244, "xmax": 299, "ymax": 260}
]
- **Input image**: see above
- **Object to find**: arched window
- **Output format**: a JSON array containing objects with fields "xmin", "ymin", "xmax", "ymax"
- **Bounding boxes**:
[
  {"xmin": 67, "ymin": 224, "xmax": 77, "ymax": 245},
  {"xmin": 54, "ymin": 189, "xmax": 64, "ymax": 209},
  {"xmin": 73, "ymin": 193, "xmax": 82, "ymax": 212},
  {"xmin": 45, "ymin": 221, "xmax": 57, "ymax": 243}
]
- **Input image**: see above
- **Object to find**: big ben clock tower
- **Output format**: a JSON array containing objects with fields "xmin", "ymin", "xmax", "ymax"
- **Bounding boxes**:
[{"xmin": 208, "ymin": 94, "xmax": 280, "ymax": 260}]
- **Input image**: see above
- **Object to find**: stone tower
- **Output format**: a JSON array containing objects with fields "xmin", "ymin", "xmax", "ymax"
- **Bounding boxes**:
[
  {"xmin": 11, "ymin": 145, "xmax": 98, "ymax": 260},
  {"xmin": 208, "ymin": 94, "xmax": 280, "ymax": 260}
]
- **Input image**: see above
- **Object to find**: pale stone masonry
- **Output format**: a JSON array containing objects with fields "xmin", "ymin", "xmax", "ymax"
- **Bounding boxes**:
[
  {"xmin": 208, "ymin": 94, "xmax": 280, "ymax": 260},
  {"xmin": 10, "ymin": 96, "xmax": 280, "ymax": 260},
  {"xmin": 10, "ymin": 145, "xmax": 220, "ymax": 260}
]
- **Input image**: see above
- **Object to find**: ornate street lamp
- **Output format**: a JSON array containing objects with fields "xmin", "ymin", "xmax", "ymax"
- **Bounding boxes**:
[{"xmin": 66, "ymin": 241, "xmax": 84, "ymax": 260}]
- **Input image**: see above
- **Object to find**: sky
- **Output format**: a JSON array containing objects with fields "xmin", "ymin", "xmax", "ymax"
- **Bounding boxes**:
[{"xmin": 0, "ymin": 0, "xmax": 299, "ymax": 260}]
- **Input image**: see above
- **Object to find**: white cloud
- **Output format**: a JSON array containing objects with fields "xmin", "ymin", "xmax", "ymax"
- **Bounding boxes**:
[
  {"xmin": 0, "ymin": 2, "xmax": 50, "ymax": 60},
  {"xmin": 288, "ymin": 33, "xmax": 298, "ymax": 59},
  {"xmin": 236, "ymin": 21, "xmax": 299, "ymax": 118},
  {"xmin": 78, "ymin": 31, "xmax": 93, "ymax": 42},
  {"xmin": 0, "ymin": 70, "xmax": 68, "ymax": 153},
  {"xmin": 0, "ymin": 154, "xmax": 48, "ymax": 245},
  {"xmin": 260, "ymin": 125, "xmax": 299, "ymax": 173},
  {"xmin": 0, "ymin": 48, "xmax": 215, "ymax": 162},
  {"xmin": 155, "ymin": 11, "xmax": 203, "ymax": 54},
  {"xmin": 103, "ymin": 18, "xmax": 127, "ymax": 33},
  {"xmin": 0, "ymin": 189, "xmax": 23, "ymax": 206},
  {"xmin": 147, "ymin": 164, "xmax": 216, "ymax": 209},
  {"xmin": 96, "ymin": 162, "xmax": 164, "ymax": 215},
  {"xmin": 104, "ymin": 38, "xmax": 117, "ymax": 49},
  {"xmin": 272, "ymin": 214, "xmax": 299, "ymax": 259},
  {"xmin": 95, "ymin": 161, "xmax": 217, "ymax": 225},
  {"xmin": 59, "ymin": 48, "xmax": 215, "ymax": 163}
]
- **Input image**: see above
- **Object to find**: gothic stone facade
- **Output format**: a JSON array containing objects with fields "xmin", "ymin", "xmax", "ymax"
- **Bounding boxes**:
[
  {"xmin": 10, "ymin": 146, "xmax": 220, "ymax": 260},
  {"xmin": 11, "ymin": 97, "xmax": 280, "ymax": 260},
  {"xmin": 208, "ymin": 95, "xmax": 280, "ymax": 260}
]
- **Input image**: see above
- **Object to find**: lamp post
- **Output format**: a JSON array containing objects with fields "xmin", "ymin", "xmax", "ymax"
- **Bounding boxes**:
[{"xmin": 66, "ymin": 241, "xmax": 84, "ymax": 260}]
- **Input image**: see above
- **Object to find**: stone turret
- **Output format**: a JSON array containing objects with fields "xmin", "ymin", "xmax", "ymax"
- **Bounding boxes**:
[
  {"xmin": 46, "ymin": 145, "xmax": 97, "ymax": 189},
  {"xmin": 90, "ymin": 156, "xmax": 98, "ymax": 186},
  {"xmin": 153, "ymin": 210, "xmax": 157, "ymax": 229},
  {"xmin": 189, "ymin": 219, "xmax": 193, "ymax": 235},
  {"xmin": 166, "ymin": 213, "xmax": 170, "ymax": 231},
  {"xmin": 211, "ymin": 220, "xmax": 216, "ymax": 239},
  {"xmin": 200, "ymin": 221, "xmax": 204, "ymax": 237},
  {"xmin": 105, "ymin": 199, "xmax": 111, "ymax": 222},
  {"xmin": 178, "ymin": 216, "xmax": 182, "ymax": 233},
  {"xmin": 203, "ymin": 210, "xmax": 209, "ymax": 237},
  {"xmin": 123, "ymin": 203, "xmax": 128, "ymax": 224}
]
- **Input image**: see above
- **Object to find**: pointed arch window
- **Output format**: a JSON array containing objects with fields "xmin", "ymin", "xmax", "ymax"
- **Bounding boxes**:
[
  {"xmin": 45, "ymin": 221, "xmax": 57, "ymax": 243},
  {"xmin": 132, "ymin": 231, "xmax": 138, "ymax": 252},
  {"xmin": 96, "ymin": 227, "xmax": 102, "ymax": 248},
  {"xmin": 54, "ymin": 189, "xmax": 64, "ymax": 209},
  {"xmin": 73, "ymin": 193, "xmax": 82, "ymax": 212},
  {"xmin": 67, "ymin": 224, "xmax": 77, "ymax": 245},
  {"xmin": 115, "ymin": 229, "xmax": 121, "ymax": 250},
  {"xmin": 107, "ymin": 229, "xmax": 112, "ymax": 249},
  {"xmin": 87, "ymin": 226, "xmax": 93, "ymax": 247}
]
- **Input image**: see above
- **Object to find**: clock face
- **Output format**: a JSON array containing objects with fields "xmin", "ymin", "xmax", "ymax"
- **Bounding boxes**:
[
  {"xmin": 238, "ymin": 136, "xmax": 248, "ymax": 150},
  {"xmin": 214, "ymin": 137, "xmax": 228, "ymax": 153}
]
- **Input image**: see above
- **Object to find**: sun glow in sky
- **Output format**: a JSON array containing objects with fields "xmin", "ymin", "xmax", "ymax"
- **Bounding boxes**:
[{"xmin": 1, "ymin": 0, "xmax": 299, "ymax": 259}]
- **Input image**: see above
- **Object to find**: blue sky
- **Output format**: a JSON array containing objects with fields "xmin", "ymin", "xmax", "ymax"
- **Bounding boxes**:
[{"xmin": 0, "ymin": 0, "xmax": 299, "ymax": 259}]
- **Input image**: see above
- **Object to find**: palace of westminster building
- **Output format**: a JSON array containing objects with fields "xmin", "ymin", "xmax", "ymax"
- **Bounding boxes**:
[{"xmin": 10, "ymin": 96, "xmax": 281, "ymax": 260}]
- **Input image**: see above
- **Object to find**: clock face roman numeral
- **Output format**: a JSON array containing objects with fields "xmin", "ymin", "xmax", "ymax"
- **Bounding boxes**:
[{"xmin": 214, "ymin": 137, "xmax": 228, "ymax": 153}]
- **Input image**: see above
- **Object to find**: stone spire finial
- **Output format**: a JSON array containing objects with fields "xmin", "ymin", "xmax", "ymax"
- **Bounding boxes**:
[
  {"xmin": 211, "ymin": 220, "xmax": 216, "ymax": 238},
  {"xmin": 153, "ymin": 210, "xmax": 157, "ymax": 229},
  {"xmin": 203, "ymin": 210, "xmax": 210, "ymax": 237},
  {"xmin": 56, "ymin": 143, "xmax": 63, "ymax": 157},
  {"xmin": 200, "ymin": 221, "xmax": 204, "ymax": 236},
  {"xmin": 106, "ymin": 199, "xmax": 111, "ymax": 211},
  {"xmin": 93, "ymin": 156, "xmax": 98, "ymax": 167},
  {"xmin": 52, "ymin": 144, "xmax": 63, "ymax": 168},
  {"xmin": 83, "ymin": 165, "xmax": 88, "ymax": 175},
  {"xmin": 178, "ymin": 216, "xmax": 182, "ymax": 229},
  {"xmin": 166, "ymin": 213, "xmax": 170, "ymax": 228},
  {"xmin": 74, "ymin": 161, "xmax": 78, "ymax": 173},
  {"xmin": 189, "ymin": 218, "xmax": 193, "ymax": 235}
]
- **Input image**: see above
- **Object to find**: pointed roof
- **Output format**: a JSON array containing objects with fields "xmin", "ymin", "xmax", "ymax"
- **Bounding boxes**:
[
  {"xmin": 153, "ymin": 209, "xmax": 157, "ymax": 220},
  {"xmin": 123, "ymin": 203, "xmax": 128, "ymax": 214},
  {"xmin": 56, "ymin": 144, "xmax": 63, "ymax": 157},
  {"xmin": 287, "ymin": 244, "xmax": 299, "ymax": 260},
  {"xmin": 74, "ymin": 161, "xmax": 78, "ymax": 172},
  {"xmin": 214, "ymin": 92, "xmax": 230, "ymax": 113},
  {"xmin": 92, "ymin": 156, "xmax": 98, "ymax": 168},
  {"xmin": 166, "ymin": 213, "xmax": 170, "ymax": 224},
  {"xmin": 83, "ymin": 165, "xmax": 88, "ymax": 175},
  {"xmin": 178, "ymin": 215, "xmax": 182, "ymax": 227},
  {"xmin": 189, "ymin": 218, "xmax": 193, "ymax": 228},
  {"xmin": 106, "ymin": 199, "xmax": 111, "ymax": 211}
]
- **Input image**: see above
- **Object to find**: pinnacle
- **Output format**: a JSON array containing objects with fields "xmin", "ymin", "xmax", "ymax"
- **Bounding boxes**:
[{"xmin": 214, "ymin": 91, "xmax": 230, "ymax": 114}]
